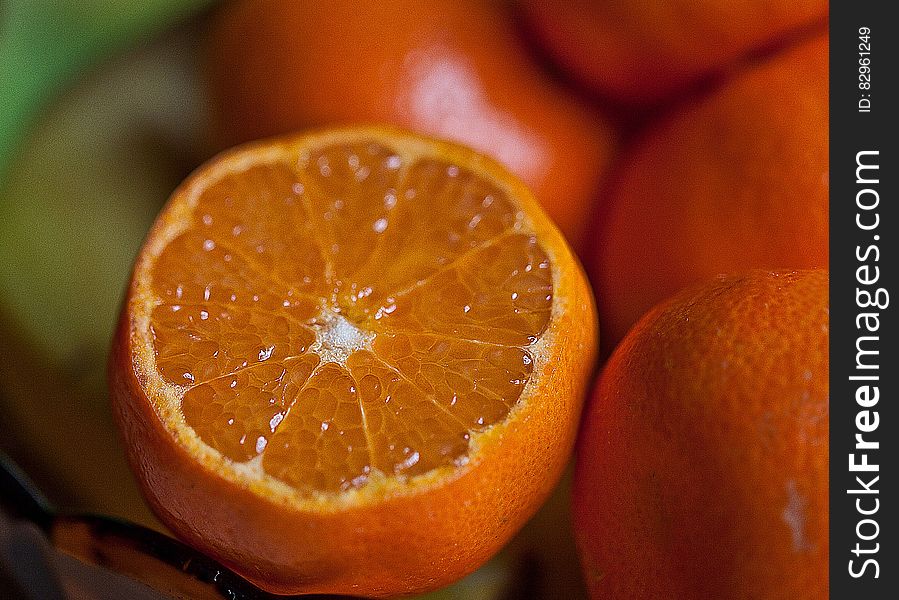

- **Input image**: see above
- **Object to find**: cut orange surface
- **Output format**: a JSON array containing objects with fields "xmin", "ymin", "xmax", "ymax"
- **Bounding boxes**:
[{"xmin": 109, "ymin": 127, "xmax": 597, "ymax": 596}]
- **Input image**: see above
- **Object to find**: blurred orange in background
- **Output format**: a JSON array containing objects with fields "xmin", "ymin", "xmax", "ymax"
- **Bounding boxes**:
[
  {"xmin": 204, "ymin": 0, "xmax": 616, "ymax": 255},
  {"xmin": 520, "ymin": 0, "xmax": 828, "ymax": 107},
  {"xmin": 591, "ymin": 32, "xmax": 828, "ymax": 352}
]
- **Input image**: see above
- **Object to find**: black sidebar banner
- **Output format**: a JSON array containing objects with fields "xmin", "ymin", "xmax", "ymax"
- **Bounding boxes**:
[{"xmin": 830, "ymin": 2, "xmax": 898, "ymax": 598}]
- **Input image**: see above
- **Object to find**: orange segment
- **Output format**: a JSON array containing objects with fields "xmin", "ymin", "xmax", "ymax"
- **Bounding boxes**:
[
  {"xmin": 299, "ymin": 141, "xmax": 407, "ymax": 283},
  {"xmin": 110, "ymin": 127, "xmax": 597, "ymax": 597},
  {"xmin": 376, "ymin": 234, "xmax": 553, "ymax": 346},
  {"xmin": 263, "ymin": 362, "xmax": 372, "ymax": 492},
  {"xmin": 338, "ymin": 159, "xmax": 520, "ymax": 315},
  {"xmin": 181, "ymin": 354, "xmax": 320, "ymax": 463},
  {"xmin": 371, "ymin": 333, "xmax": 532, "ymax": 430},
  {"xmin": 345, "ymin": 350, "xmax": 470, "ymax": 476},
  {"xmin": 191, "ymin": 162, "xmax": 329, "ymax": 299}
]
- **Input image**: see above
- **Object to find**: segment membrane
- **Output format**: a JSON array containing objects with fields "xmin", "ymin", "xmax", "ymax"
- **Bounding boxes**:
[
  {"xmin": 371, "ymin": 333, "xmax": 533, "ymax": 431},
  {"xmin": 298, "ymin": 142, "xmax": 407, "ymax": 286},
  {"xmin": 193, "ymin": 162, "xmax": 330, "ymax": 299},
  {"xmin": 180, "ymin": 355, "xmax": 319, "ymax": 462},
  {"xmin": 373, "ymin": 234, "xmax": 553, "ymax": 346},
  {"xmin": 262, "ymin": 363, "xmax": 371, "ymax": 492},
  {"xmin": 340, "ymin": 159, "xmax": 520, "ymax": 316},
  {"xmin": 346, "ymin": 350, "xmax": 470, "ymax": 477}
]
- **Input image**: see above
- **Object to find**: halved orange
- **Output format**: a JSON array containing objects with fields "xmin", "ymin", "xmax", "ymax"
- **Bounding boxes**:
[{"xmin": 109, "ymin": 127, "xmax": 597, "ymax": 596}]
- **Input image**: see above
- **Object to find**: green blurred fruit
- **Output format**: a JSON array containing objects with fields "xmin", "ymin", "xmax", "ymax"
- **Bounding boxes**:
[
  {"xmin": 0, "ymin": 0, "xmax": 216, "ymax": 177},
  {"xmin": 0, "ymin": 24, "xmax": 207, "ymax": 528}
]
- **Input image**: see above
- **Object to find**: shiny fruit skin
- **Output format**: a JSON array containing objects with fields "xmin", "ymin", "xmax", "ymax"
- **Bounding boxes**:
[
  {"xmin": 204, "ymin": 0, "xmax": 615, "ymax": 254},
  {"xmin": 574, "ymin": 270, "xmax": 828, "ymax": 600}
]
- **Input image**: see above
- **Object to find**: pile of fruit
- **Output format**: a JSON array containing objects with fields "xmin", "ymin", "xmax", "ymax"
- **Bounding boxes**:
[{"xmin": 0, "ymin": 1, "xmax": 828, "ymax": 598}]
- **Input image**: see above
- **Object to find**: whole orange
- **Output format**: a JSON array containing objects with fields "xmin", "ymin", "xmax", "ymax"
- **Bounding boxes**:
[
  {"xmin": 204, "ymin": 0, "xmax": 615, "ymax": 254},
  {"xmin": 520, "ymin": 0, "xmax": 828, "ymax": 105},
  {"xmin": 592, "ymin": 34, "xmax": 828, "ymax": 351},
  {"xmin": 574, "ymin": 270, "xmax": 828, "ymax": 599}
]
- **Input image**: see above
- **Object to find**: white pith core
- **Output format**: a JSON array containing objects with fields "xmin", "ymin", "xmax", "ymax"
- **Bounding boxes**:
[{"xmin": 310, "ymin": 312, "xmax": 375, "ymax": 363}]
